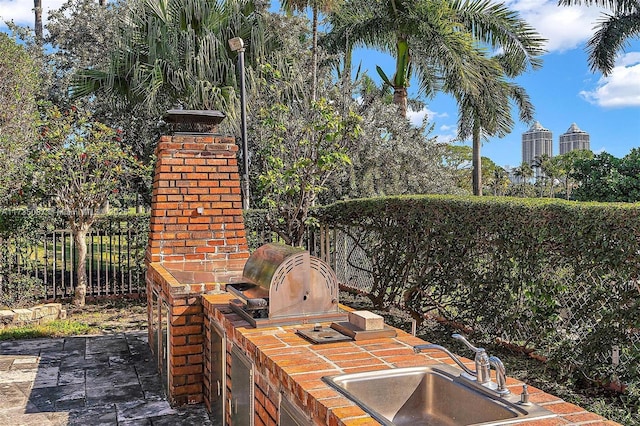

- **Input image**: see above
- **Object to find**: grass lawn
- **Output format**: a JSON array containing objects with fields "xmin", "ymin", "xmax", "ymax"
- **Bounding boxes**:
[{"xmin": 0, "ymin": 320, "xmax": 98, "ymax": 340}]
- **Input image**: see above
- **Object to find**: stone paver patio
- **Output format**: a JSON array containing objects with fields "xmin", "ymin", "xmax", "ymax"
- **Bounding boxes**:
[{"xmin": 0, "ymin": 331, "xmax": 212, "ymax": 425}]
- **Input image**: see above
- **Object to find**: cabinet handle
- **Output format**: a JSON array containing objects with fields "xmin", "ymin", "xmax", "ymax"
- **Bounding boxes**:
[{"xmin": 217, "ymin": 380, "xmax": 221, "ymax": 397}]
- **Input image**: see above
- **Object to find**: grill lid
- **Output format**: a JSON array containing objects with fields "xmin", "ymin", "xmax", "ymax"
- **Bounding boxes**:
[{"xmin": 231, "ymin": 243, "xmax": 342, "ymax": 324}]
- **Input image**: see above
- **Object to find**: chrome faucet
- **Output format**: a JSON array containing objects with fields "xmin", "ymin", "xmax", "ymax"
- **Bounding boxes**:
[
  {"xmin": 452, "ymin": 333, "xmax": 491, "ymax": 384},
  {"xmin": 488, "ymin": 355, "xmax": 509, "ymax": 395},
  {"xmin": 413, "ymin": 334, "xmax": 510, "ymax": 396},
  {"xmin": 412, "ymin": 342, "xmax": 477, "ymax": 377}
]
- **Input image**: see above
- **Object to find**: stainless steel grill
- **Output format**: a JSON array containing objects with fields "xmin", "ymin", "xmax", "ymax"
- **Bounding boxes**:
[{"xmin": 226, "ymin": 243, "xmax": 347, "ymax": 328}]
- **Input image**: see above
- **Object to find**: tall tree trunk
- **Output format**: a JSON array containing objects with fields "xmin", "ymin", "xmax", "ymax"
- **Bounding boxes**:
[
  {"xmin": 311, "ymin": 2, "xmax": 318, "ymax": 102},
  {"xmin": 0, "ymin": 237, "xmax": 3, "ymax": 290},
  {"xmin": 73, "ymin": 225, "xmax": 90, "ymax": 306},
  {"xmin": 472, "ymin": 122, "xmax": 482, "ymax": 196},
  {"xmin": 342, "ymin": 31, "xmax": 352, "ymax": 95},
  {"xmin": 34, "ymin": 0, "xmax": 43, "ymax": 42},
  {"xmin": 392, "ymin": 35, "xmax": 410, "ymax": 117},
  {"xmin": 393, "ymin": 86, "xmax": 408, "ymax": 118}
]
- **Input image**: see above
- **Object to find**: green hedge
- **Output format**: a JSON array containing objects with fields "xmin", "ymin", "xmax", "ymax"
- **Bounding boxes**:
[{"xmin": 314, "ymin": 195, "xmax": 640, "ymax": 383}]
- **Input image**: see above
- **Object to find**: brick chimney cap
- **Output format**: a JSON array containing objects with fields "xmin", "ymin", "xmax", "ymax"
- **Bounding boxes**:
[{"xmin": 165, "ymin": 109, "xmax": 226, "ymax": 126}]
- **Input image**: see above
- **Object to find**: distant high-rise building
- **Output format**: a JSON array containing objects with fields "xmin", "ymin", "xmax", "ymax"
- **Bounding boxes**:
[
  {"xmin": 522, "ymin": 121, "xmax": 552, "ymax": 176},
  {"xmin": 559, "ymin": 123, "xmax": 590, "ymax": 155}
]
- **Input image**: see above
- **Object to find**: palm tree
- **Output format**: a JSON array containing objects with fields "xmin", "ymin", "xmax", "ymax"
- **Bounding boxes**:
[
  {"xmin": 455, "ymin": 58, "xmax": 534, "ymax": 195},
  {"xmin": 534, "ymin": 154, "xmax": 561, "ymax": 197},
  {"xmin": 72, "ymin": 0, "xmax": 266, "ymax": 116},
  {"xmin": 514, "ymin": 162, "xmax": 534, "ymax": 196},
  {"xmin": 327, "ymin": 0, "xmax": 545, "ymax": 117},
  {"xmin": 282, "ymin": 0, "xmax": 342, "ymax": 102},
  {"xmin": 34, "ymin": 0, "xmax": 43, "ymax": 42},
  {"xmin": 558, "ymin": 0, "xmax": 640, "ymax": 75},
  {"xmin": 491, "ymin": 166, "xmax": 510, "ymax": 196}
]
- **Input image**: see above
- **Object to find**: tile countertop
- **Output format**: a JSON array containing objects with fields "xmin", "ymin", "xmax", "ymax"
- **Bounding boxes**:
[{"xmin": 203, "ymin": 293, "xmax": 620, "ymax": 426}]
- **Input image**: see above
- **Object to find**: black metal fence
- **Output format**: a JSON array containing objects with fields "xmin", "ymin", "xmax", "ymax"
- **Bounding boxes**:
[
  {"xmin": 2, "ymin": 209, "xmax": 312, "ymax": 302},
  {"xmin": 0, "ymin": 211, "xmax": 149, "ymax": 300}
]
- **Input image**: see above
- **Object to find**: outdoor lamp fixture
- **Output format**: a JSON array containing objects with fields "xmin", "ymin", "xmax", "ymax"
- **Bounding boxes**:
[{"xmin": 228, "ymin": 36, "xmax": 250, "ymax": 210}]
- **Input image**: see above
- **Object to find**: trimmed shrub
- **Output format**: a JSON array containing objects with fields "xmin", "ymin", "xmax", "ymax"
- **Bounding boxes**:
[{"xmin": 314, "ymin": 195, "xmax": 640, "ymax": 384}]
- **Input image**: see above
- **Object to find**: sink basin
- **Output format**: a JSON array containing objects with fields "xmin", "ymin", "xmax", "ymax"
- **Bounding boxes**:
[{"xmin": 323, "ymin": 365, "xmax": 556, "ymax": 426}]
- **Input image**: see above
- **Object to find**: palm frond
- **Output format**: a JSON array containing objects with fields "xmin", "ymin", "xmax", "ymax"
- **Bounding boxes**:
[
  {"xmin": 451, "ymin": 0, "xmax": 547, "ymax": 73},
  {"xmin": 588, "ymin": 11, "xmax": 640, "ymax": 74},
  {"xmin": 71, "ymin": 0, "xmax": 267, "ymax": 120},
  {"xmin": 558, "ymin": 0, "xmax": 639, "ymax": 15}
]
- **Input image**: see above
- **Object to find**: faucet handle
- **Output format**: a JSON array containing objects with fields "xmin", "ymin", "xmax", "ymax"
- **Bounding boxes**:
[
  {"xmin": 452, "ymin": 334, "xmax": 485, "ymax": 354},
  {"xmin": 453, "ymin": 334, "xmax": 491, "ymax": 384}
]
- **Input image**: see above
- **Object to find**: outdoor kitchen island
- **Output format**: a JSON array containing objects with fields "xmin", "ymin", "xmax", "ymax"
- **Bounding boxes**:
[
  {"xmin": 144, "ymin": 112, "xmax": 619, "ymax": 425},
  {"xmin": 202, "ymin": 289, "xmax": 620, "ymax": 426}
]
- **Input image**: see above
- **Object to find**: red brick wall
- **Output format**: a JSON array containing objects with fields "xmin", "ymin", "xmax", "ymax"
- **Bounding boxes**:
[
  {"xmin": 168, "ymin": 295, "xmax": 205, "ymax": 405},
  {"xmin": 146, "ymin": 134, "xmax": 249, "ymax": 263},
  {"xmin": 146, "ymin": 269, "xmax": 207, "ymax": 406},
  {"xmin": 255, "ymin": 373, "xmax": 279, "ymax": 426}
]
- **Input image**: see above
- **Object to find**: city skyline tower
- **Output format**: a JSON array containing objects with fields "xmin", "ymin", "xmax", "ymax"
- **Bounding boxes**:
[
  {"xmin": 522, "ymin": 121, "xmax": 553, "ymax": 176},
  {"xmin": 560, "ymin": 122, "xmax": 590, "ymax": 155}
]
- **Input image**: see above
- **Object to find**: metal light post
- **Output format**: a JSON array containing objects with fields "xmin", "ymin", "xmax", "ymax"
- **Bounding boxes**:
[{"xmin": 228, "ymin": 36, "xmax": 250, "ymax": 210}]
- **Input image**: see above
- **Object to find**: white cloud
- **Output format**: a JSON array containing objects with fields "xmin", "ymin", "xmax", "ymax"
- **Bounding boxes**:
[
  {"xmin": 435, "ymin": 134, "xmax": 457, "ymax": 144},
  {"xmin": 618, "ymin": 52, "xmax": 640, "ymax": 67},
  {"xmin": 406, "ymin": 107, "xmax": 457, "ymax": 141},
  {"xmin": 0, "ymin": 0, "xmax": 67, "ymax": 29},
  {"xmin": 580, "ymin": 53, "xmax": 640, "ymax": 107},
  {"xmin": 406, "ymin": 107, "xmax": 447, "ymax": 127},
  {"xmin": 506, "ymin": 0, "xmax": 606, "ymax": 53}
]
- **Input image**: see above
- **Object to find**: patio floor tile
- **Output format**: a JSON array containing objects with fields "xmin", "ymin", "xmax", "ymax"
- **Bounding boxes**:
[{"xmin": 0, "ymin": 331, "xmax": 210, "ymax": 424}]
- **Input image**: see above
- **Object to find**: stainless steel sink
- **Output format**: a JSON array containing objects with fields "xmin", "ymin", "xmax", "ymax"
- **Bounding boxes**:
[{"xmin": 323, "ymin": 365, "xmax": 556, "ymax": 426}]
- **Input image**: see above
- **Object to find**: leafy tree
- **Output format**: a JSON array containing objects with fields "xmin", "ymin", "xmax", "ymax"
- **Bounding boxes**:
[
  {"xmin": 35, "ymin": 104, "xmax": 147, "ymax": 306},
  {"xmin": 46, "ymin": 0, "xmax": 121, "ymax": 104},
  {"xmin": 558, "ymin": 0, "xmax": 640, "ymax": 75},
  {"xmin": 0, "ymin": 33, "xmax": 39, "ymax": 206},
  {"xmin": 327, "ymin": 0, "xmax": 545, "ymax": 117},
  {"xmin": 572, "ymin": 149, "xmax": 640, "ymax": 202},
  {"xmin": 513, "ymin": 161, "xmax": 534, "ymax": 196},
  {"xmin": 7, "ymin": 0, "xmax": 156, "ymax": 210},
  {"xmin": 251, "ymin": 63, "xmax": 362, "ymax": 246},
  {"xmin": 317, "ymin": 74, "xmax": 462, "ymax": 199},
  {"xmin": 442, "ymin": 144, "xmax": 473, "ymax": 192},
  {"xmin": 45, "ymin": 0, "xmax": 160, "ymax": 208},
  {"xmin": 571, "ymin": 152, "xmax": 623, "ymax": 201},
  {"xmin": 330, "ymin": 100, "xmax": 463, "ymax": 199},
  {"xmin": 617, "ymin": 147, "xmax": 640, "ymax": 200},
  {"xmin": 554, "ymin": 149, "xmax": 594, "ymax": 199}
]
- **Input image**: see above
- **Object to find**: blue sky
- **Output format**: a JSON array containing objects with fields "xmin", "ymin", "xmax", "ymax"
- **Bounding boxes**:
[{"xmin": 2, "ymin": 0, "xmax": 638, "ymax": 168}]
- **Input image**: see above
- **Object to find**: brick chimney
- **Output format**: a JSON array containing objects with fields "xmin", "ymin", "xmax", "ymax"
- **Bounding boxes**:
[
  {"xmin": 144, "ymin": 111, "xmax": 250, "ymax": 407},
  {"xmin": 146, "ymin": 111, "xmax": 249, "ymax": 263}
]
